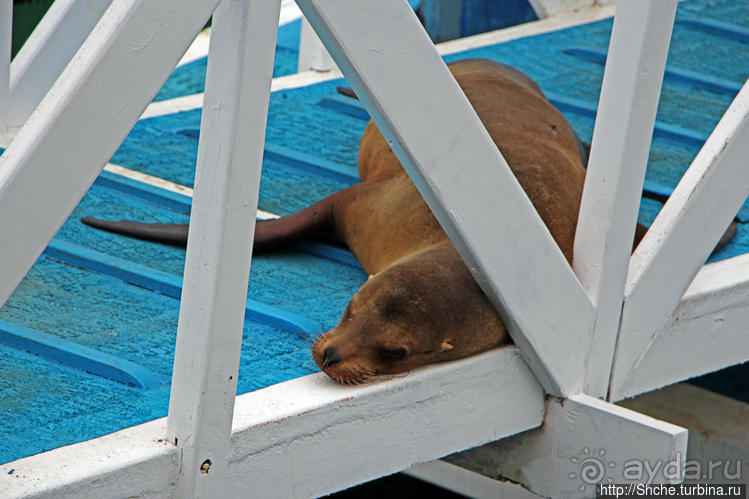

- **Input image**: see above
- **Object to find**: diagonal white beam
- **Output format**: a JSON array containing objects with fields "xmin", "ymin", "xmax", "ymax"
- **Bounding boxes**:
[
  {"xmin": 165, "ymin": 0, "xmax": 280, "ymax": 496},
  {"xmin": 8, "ymin": 0, "xmax": 114, "ymax": 133},
  {"xmin": 0, "ymin": 0, "xmax": 10, "ymax": 138},
  {"xmin": 0, "ymin": 0, "xmax": 219, "ymax": 310},
  {"xmin": 573, "ymin": 0, "xmax": 677, "ymax": 398},
  {"xmin": 611, "ymin": 80, "xmax": 749, "ymax": 400},
  {"xmin": 612, "ymin": 254, "xmax": 749, "ymax": 401},
  {"xmin": 295, "ymin": 0, "xmax": 594, "ymax": 397}
]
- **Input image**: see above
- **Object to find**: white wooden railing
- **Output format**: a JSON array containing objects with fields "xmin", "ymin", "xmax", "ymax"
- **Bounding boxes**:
[{"xmin": 0, "ymin": 0, "xmax": 747, "ymax": 497}]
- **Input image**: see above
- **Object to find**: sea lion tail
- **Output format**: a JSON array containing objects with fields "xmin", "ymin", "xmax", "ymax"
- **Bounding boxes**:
[
  {"xmin": 80, "ymin": 217, "xmax": 189, "ymax": 247},
  {"xmin": 81, "ymin": 189, "xmax": 346, "ymax": 252}
]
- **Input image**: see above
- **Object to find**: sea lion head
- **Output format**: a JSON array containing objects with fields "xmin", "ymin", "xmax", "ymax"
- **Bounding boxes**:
[{"xmin": 312, "ymin": 244, "xmax": 507, "ymax": 384}]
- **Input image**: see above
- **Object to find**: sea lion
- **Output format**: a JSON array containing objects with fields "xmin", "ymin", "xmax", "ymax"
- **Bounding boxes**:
[{"xmin": 83, "ymin": 58, "xmax": 734, "ymax": 384}]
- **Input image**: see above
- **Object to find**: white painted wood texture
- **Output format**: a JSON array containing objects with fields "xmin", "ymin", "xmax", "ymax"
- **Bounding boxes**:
[
  {"xmin": 296, "ymin": 0, "xmax": 594, "ymax": 397},
  {"xmin": 573, "ymin": 0, "xmax": 677, "ymax": 398},
  {"xmin": 0, "ymin": 0, "xmax": 219, "ymax": 310},
  {"xmin": 446, "ymin": 393, "xmax": 688, "ymax": 498},
  {"xmin": 611, "ymin": 81, "xmax": 749, "ymax": 401},
  {"xmin": 165, "ymin": 1, "xmax": 280, "ymax": 497},
  {"xmin": 225, "ymin": 348, "xmax": 543, "ymax": 498},
  {"xmin": 7, "ymin": 0, "xmax": 113, "ymax": 133},
  {"xmin": 0, "ymin": 420, "xmax": 179, "ymax": 499},
  {"xmin": 611, "ymin": 254, "xmax": 749, "ymax": 401},
  {"xmin": 297, "ymin": 17, "xmax": 336, "ymax": 72},
  {"xmin": 0, "ymin": 0, "xmax": 9, "ymax": 138},
  {"xmin": 2, "ymin": 347, "xmax": 544, "ymax": 498},
  {"xmin": 620, "ymin": 383, "xmax": 749, "ymax": 483}
]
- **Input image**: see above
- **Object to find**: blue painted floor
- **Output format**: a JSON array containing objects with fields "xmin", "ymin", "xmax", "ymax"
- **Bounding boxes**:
[{"xmin": 1, "ymin": 1, "xmax": 748, "ymax": 464}]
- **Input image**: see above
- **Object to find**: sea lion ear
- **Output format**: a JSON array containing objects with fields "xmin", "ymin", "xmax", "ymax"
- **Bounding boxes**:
[{"xmin": 440, "ymin": 340, "xmax": 454, "ymax": 352}]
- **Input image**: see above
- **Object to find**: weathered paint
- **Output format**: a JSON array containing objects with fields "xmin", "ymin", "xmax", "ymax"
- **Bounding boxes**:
[{"xmin": 166, "ymin": 1, "xmax": 281, "ymax": 496}]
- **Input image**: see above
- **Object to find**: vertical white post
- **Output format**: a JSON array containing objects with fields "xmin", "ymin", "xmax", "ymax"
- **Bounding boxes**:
[
  {"xmin": 297, "ymin": 16, "xmax": 336, "ymax": 72},
  {"xmin": 166, "ymin": 0, "xmax": 280, "ymax": 496},
  {"xmin": 572, "ymin": 0, "xmax": 678, "ymax": 398},
  {"xmin": 0, "ymin": 0, "xmax": 10, "ymax": 141}
]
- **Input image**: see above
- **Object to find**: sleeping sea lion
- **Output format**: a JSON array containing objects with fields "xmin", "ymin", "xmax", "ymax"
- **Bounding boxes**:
[{"xmin": 82, "ymin": 58, "xmax": 734, "ymax": 384}]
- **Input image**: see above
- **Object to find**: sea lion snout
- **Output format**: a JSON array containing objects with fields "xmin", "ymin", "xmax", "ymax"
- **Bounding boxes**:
[{"xmin": 322, "ymin": 347, "xmax": 341, "ymax": 367}]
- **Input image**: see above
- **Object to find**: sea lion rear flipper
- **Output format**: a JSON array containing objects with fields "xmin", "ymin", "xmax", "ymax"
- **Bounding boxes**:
[
  {"xmin": 80, "ymin": 217, "xmax": 189, "ymax": 247},
  {"xmin": 81, "ymin": 188, "xmax": 348, "ymax": 252},
  {"xmin": 254, "ymin": 191, "xmax": 345, "ymax": 252}
]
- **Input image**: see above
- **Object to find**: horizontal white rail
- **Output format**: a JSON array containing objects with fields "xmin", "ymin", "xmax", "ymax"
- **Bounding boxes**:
[{"xmin": 1, "ymin": 348, "xmax": 544, "ymax": 498}]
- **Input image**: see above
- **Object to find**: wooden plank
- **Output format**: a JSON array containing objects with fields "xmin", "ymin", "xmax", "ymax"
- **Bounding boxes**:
[
  {"xmin": 573, "ymin": 0, "xmax": 677, "ymax": 397},
  {"xmin": 297, "ymin": 17, "xmax": 336, "ymax": 72},
  {"xmin": 611, "ymin": 254, "xmax": 749, "ymax": 401},
  {"xmin": 1, "ymin": 347, "xmax": 544, "ymax": 498},
  {"xmin": 620, "ymin": 383, "xmax": 749, "ymax": 483},
  {"xmin": 225, "ymin": 348, "xmax": 544, "ymax": 497},
  {"xmin": 0, "ymin": 0, "xmax": 9, "ymax": 139},
  {"xmin": 7, "ymin": 0, "xmax": 113, "ymax": 133},
  {"xmin": 612, "ymin": 81, "xmax": 749, "ymax": 401},
  {"xmin": 164, "ymin": 1, "xmax": 280, "ymax": 497},
  {"xmin": 296, "ymin": 0, "xmax": 594, "ymax": 397},
  {"xmin": 446, "ymin": 393, "xmax": 688, "ymax": 497},
  {"xmin": 0, "ymin": 0, "xmax": 219, "ymax": 310},
  {"xmin": 0, "ymin": 419, "xmax": 180, "ymax": 499}
]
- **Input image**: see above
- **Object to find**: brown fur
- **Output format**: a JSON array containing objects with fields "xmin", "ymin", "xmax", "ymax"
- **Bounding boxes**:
[
  {"xmin": 311, "ymin": 59, "xmax": 587, "ymax": 383},
  {"xmin": 83, "ymin": 59, "xmax": 660, "ymax": 384}
]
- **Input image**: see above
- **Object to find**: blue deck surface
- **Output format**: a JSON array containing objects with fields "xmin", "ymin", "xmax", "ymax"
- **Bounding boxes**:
[{"xmin": 1, "ymin": 1, "xmax": 748, "ymax": 464}]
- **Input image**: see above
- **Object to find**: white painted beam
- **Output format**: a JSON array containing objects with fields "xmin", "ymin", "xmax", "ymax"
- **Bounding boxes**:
[
  {"xmin": 0, "ymin": 0, "xmax": 220, "ymax": 310},
  {"xmin": 165, "ymin": 0, "xmax": 280, "ymax": 497},
  {"xmin": 2, "ymin": 347, "xmax": 544, "ymax": 498},
  {"xmin": 620, "ymin": 383, "xmax": 749, "ymax": 483},
  {"xmin": 573, "ymin": 0, "xmax": 677, "ymax": 397},
  {"xmin": 611, "ymin": 254, "xmax": 749, "ymax": 401},
  {"xmin": 297, "ymin": 16, "xmax": 336, "ymax": 72},
  {"xmin": 0, "ymin": 0, "xmax": 10, "ymax": 139},
  {"xmin": 226, "ymin": 348, "xmax": 544, "ymax": 497},
  {"xmin": 446, "ymin": 393, "xmax": 688, "ymax": 498},
  {"xmin": 612, "ymin": 81, "xmax": 749, "ymax": 400},
  {"xmin": 296, "ymin": 0, "xmax": 594, "ymax": 397},
  {"xmin": 0, "ymin": 420, "xmax": 180, "ymax": 499},
  {"xmin": 8, "ymin": 0, "xmax": 114, "ymax": 133}
]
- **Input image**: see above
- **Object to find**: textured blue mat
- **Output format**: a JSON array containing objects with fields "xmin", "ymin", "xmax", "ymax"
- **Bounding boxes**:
[{"xmin": 1, "ymin": 0, "xmax": 748, "ymax": 464}]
